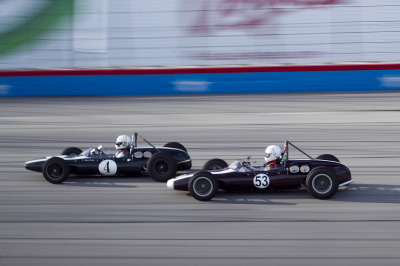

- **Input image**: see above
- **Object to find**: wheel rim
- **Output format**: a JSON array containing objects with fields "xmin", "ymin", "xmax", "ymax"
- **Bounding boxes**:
[
  {"xmin": 312, "ymin": 173, "xmax": 332, "ymax": 194},
  {"xmin": 154, "ymin": 159, "xmax": 169, "ymax": 175},
  {"xmin": 193, "ymin": 177, "xmax": 213, "ymax": 197},
  {"xmin": 46, "ymin": 163, "xmax": 63, "ymax": 179}
]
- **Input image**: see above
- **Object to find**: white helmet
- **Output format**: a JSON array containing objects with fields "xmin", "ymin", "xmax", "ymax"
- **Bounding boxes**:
[
  {"xmin": 115, "ymin": 135, "xmax": 132, "ymax": 150},
  {"xmin": 265, "ymin": 145, "xmax": 281, "ymax": 163}
]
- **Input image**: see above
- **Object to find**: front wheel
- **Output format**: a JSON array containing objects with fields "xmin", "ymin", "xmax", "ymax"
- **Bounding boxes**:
[
  {"xmin": 189, "ymin": 172, "xmax": 218, "ymax": 201},
  {"xmin": 203, "ymin": 158, "xmax": 228, "ymax": 170},
  {"xmin": 41, "ymin": 157, "xmax": 70, "ymax": 184},
  {"xmin": 306, "ymin": 167, "xmax": 338, "ymax": 199},
  {"xmin": 147, "ymin": 152, "xmax": 177, "ymax": 182}
]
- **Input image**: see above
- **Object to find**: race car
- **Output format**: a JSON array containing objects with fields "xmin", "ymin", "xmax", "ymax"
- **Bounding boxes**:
[
  {"xmin": 167, "ymin": 140, "xmax": 353, "ymax": 201},
  {"xmin": 25, "ymin": 132, "xmax": 191, "ymax": 184}
]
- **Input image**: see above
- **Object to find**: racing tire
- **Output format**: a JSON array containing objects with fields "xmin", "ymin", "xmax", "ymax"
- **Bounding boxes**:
[
  {"xmin": 306, "ymin": 167, "xmax": 339, "ymax": 199},
  {"xmin": 61, "ymin": 147, "xmax": 82, "ymax": 156},
  {"xmin": 316, "ymin": 154, "xmax": 340, "ymax": 163},
  {"xmin": 164, "ymin": 142, "xmax": 187, "ymax": 152},
  {"xmin": 189, "ymin": 172, "xmax": 218, "ymax": 201},
  {"xmin": 42, "ymin": 157, "xmax": 70, "ymax": 184},
  {"xmin": 203, "ymin": 158, "xmax": 228, "ymax": 170},
  {"xmin": 147, "ymin": 152, "xmax": 177, "ymax": 182}
]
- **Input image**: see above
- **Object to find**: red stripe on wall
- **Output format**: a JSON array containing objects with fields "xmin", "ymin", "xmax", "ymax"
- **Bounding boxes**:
[{"xmin": 1, "ymin": 63, "xmax": 400, "ymax": 77}]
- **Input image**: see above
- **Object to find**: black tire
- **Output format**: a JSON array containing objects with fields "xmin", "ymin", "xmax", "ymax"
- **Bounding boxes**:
[
  {"xmin": 189, "ymin": 172, "xmax": 218, "ymax": 201},
  {"xmin": 61, "ymin": 147, "xmax": 82, "ymax": 156},
  {"xmin": 41, "ymin": 157, "xmax": 70, "ymax": 184},
  {"xmin": 203, "ymin": 158, "xmax": 228, "ymax": 170},
  {"xmin": 147, "ymin": 152, "xmax": 177, "ymax": 182},
  {"xmin": 306, "ymin": 167, "xmax": 339, "ymax": 199},
  {"xmin": 316, "ymin": 154, "xmax": 340, "ymax": 163},
  {"xmin": 164, "ymin": 142, "xmax": 187, "ymax": 152}
]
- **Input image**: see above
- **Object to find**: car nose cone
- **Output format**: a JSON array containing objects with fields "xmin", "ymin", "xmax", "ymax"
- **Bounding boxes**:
[{"xmin": 167, "ymin": 179, "xmax": 174, "ymax": 189}]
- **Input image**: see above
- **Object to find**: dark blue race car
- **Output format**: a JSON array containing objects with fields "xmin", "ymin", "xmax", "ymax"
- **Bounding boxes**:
[{"xmin": 25, "ymin": 133, "xmax": 191, "ymax": 184}]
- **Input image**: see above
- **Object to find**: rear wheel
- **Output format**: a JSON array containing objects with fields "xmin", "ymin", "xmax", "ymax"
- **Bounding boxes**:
[
  {"xmin": 189, "ymin": 172, "xmax": 218, "ymax": 201},
  {"xmin": 164, "ymin": 142, "xmax": 187, "ymax": 152},
  {"xmin": 203, "ymin": 158, "xmax": 228, "ymax": 170},
  {"xmin": 61, "ymin": 147, "xmax": 82, "ymax": 156},
  {"xmin": 316, "ymin": 154, "xmax": 339, "ymax": 163},
  {"xmin": 306, "ymin": 167, "xmax": 338, "ymax": 199},
  {"xmin": 147, "ymin": 152, "xmax": 177, "ymax": 182},
  {"xmin": 42, "ymin": 157, "xmax": 70, "ymax": 184}
]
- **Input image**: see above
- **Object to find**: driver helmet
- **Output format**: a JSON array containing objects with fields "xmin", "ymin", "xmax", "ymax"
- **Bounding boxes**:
[
  {"xmin": 115, "ymin": 135, "xmax": 132, "ymax": 150},
  {"xmin": 265, "ymin": 145, "xmax": 281, "ymax": 163}
]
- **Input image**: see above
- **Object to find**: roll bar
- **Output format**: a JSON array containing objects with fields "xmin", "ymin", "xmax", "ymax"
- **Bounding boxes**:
[
  {"xmin": 282, "ymin": 140, "xmax": 314, "ymax": 168},
  {"xmin": 131, "ymin": 132, "xmax": 160, "ymax": 153}
]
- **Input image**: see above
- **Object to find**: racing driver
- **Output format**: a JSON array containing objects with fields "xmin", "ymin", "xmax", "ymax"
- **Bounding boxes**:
[
  {"xmin": 264, "ymin": 145, "xmax": 282, "ymax": 170},
  {"xmin": 115, "ymin": 135, "xmax": 132, "ymax": 158}
]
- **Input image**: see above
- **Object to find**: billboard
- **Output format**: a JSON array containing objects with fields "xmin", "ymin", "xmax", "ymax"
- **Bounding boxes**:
[{"xmin": 1, "ymin": 0, "xmax": 400, "ymax": 70}]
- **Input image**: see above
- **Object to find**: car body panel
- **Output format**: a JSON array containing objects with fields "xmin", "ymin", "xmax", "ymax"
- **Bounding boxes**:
[
  {"xmin": 25, "ymin": 147, "xmax": 191, "ymax": 175},
  {"xmin": 169, "ymin": 159, "xmax": 351, "ymax": 192}
]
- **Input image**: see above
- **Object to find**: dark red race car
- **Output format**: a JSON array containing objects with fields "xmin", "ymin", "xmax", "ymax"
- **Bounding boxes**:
[{"xmin": 167, "ymin": 140, "xmax": 353, "ymax": 201}]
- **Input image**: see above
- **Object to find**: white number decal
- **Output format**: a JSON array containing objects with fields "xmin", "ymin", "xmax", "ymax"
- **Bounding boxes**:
[
  {"xmin": 98, "ymin": 160, "xmax": 117, "ymax": 175},
  {"xmin": 253, "ymin": 174, "xmax": 270, "ymax": 189}
]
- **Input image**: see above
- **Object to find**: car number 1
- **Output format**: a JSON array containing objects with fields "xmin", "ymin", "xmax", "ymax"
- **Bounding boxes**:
[{"xmin": 253, "ymin": 174, "xmax": 270, "ymax": 189}]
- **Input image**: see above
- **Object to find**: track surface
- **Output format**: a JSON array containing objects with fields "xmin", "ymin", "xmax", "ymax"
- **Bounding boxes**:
[{"xmin": 1, "ymin": 92, "xmax": 400, "ymax": 266}]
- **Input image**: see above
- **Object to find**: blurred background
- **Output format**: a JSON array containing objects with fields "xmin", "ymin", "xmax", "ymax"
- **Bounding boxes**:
[
  {"xmin": 1, "ymin": 0, "xmax": 400, "ymax": 69},
  {"xmin": 2, "ymin": 0, "xmax": 400, "ymax": 97}
]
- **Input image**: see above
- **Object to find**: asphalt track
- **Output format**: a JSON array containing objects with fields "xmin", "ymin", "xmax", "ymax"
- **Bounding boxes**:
[{"xmin": 1, "ymin": 92, "xmax": 400, "ymax": 266}]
